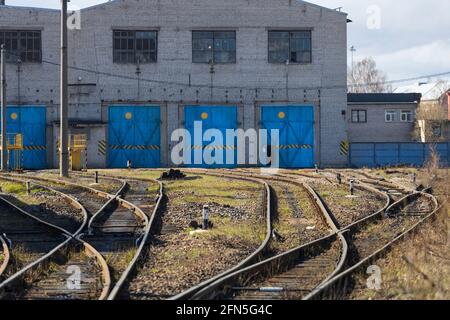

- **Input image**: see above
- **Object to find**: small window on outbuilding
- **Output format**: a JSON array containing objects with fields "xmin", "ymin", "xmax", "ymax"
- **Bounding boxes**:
[
  {"xmin": 432, "ymin": 125, "xmax": 442, "ymax": 137},
  {"xmin": 385, "ymin": 110, "xmax": 396, "ymax": 122},
  {"xmin": 351, "ymin": 110, "xmax": 367, "ymax": 123},
  {"xmin": 400, "ymin": 110, "xmax": 413, "ymax": 122}
]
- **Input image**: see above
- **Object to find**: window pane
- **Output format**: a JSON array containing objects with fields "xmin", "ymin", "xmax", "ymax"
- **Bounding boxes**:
[
  {"xmin": 193, "ymin": 31, "xmax": 214, "ymax": 39},
  {"xmin": 0, "ymin": 30, "xmax": 41, "ymax": 62},
  {"xmin": 193, "ymin": 38, "xmax": 213, "ymax": 51},
  {"xmin": 193, "ymin": 31, "xmax": 235, "ymax": 63},
  {"xmin": 269, "ymin": 31, "xmax": 290, "ymax": 63},
  {"xmin": 214, "ymin": 31, "xmax": 235, "ymax": 39},
  {"xmin": 193, "ymin": 50, "xmax": 213, "ymax": 63},
  {"xmin": 113, "ymin": 30, "xmax": 157, "ymax": 63},
  {"xmin": 292, "ymin": 31, "xmax": 310, "ymax": 39},
  {"xmin": 269, "ymin": 31, "xmax": 289, "ymax": 39},
  {"xmin": 269, "ymin": 51, "xmax": 289, "ymax": 63},
  {"xmin": 290, "ymin": 31, "xmax": 311, "ymax": 63},
  {"xmin": 359, "ymin": 111, "xmax": 366, "ymax": 122}
]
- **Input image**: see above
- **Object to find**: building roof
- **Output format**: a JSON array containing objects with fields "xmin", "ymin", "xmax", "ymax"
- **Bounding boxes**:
[
  {"xmin": 348, "ymin": 93, "xmax": 422, "ymax": 104},
  {"xmin": 394, "ymin": 82, "xmax": 448, "ymax": 101},
  {"xmin": 1, "ymin": 0, "xmax": 348, "ymax": 16}
]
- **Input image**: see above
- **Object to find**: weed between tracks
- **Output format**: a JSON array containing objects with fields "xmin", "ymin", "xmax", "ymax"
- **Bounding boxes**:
[
  {"xmin": 0, "ymin": 179, "xmax": 83, "ymax": 233},
  {"xmin": 124, "ymin": 173, "xmax": 266, "ymax": 299},
  {"xmin": 269, "ymin": 182, "xmax": 329, "ymax": 253},
  {"xmin": 105, "ymin": 246, "xmax": 137, "ymax": 282},
  {"xmin": 350, "ymin": 168, "xmax": 449, "ymax": 300},
  {"xmin": 310, "ymin": 180, "xmax": 386, "ymax": 228}
]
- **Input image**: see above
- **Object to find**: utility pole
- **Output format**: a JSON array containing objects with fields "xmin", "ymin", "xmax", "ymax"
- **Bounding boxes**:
[
  {"xmin": 60, "ymin": 0, "xmax": 69, "ymax": 178},
  {"xmin": 1, "ymin": 44, "xmax": 7, "ymax": 172}
]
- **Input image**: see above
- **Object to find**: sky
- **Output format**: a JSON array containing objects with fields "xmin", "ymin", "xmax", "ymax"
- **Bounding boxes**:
[{"xmin": 4, "ymin": 0, "xmax": 450, "ymax": 86}]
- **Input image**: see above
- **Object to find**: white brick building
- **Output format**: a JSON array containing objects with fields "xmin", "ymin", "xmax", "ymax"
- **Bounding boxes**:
[{"xmin": 0, "ymin": 0, "xmax": 349, "ymax": 169}]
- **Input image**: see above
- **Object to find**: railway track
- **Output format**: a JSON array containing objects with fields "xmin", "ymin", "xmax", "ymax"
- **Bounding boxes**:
[
  {"xmin": 308, "ymin": 190, "xmax": 440, "ymax": 300},
  {"xmin": 1, "ymin": 171, "xmax": 163, "ymax": 300},
  {"xmin": 0, "ymin": 178, "xmax": 110, "ymax": 300},
  {"xmin": 187, "ymin": 181, "xmax": 347, "ymax": 300},
  {"xmin": 206, "ymin": 169, "xmax": 335, "ymax": 250},
  {"xmin": 0, "ymin": 234, "xmax": 9, "ymax": 280},
  {"xmin": 0, "ymin": 168, "xmax": 438, "ymax": 301},
  {"xmin": 83, "ymin": 170, "xmax": 271, "ymax": 301},
  {"xmin": 335, "ymin": 170, "xmax": 413, "ymax": 201},
  {"xmin": 0, "ymin": 195, "xmax": 67, "ymax": 281}
]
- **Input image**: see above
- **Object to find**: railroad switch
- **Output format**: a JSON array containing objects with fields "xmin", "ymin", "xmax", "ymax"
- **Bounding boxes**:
[{"xmin": 349, "ymin": 180, "xmax": 355, "ymax": 196}]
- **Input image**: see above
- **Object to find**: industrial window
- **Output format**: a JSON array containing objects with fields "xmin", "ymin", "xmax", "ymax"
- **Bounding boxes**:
[
  {"xmin": 0, "ymin": 30, "xmax": 42, "ymax": 63},
  {"xmin": 351, "ymin": 110, "xmax": 367, "ymax": 123},
  {"xmin": 268, "ymin": 31, "xmax": 312, "ymax": 64},
  {"xmin": 192, "ymin": 31, "xmax": 236, "ymax": 64},
  {"xmin": 400, "ymin": 110, "xmax": 413, "ymax": 122},
  {"xmin": 385, "ymin": 110, "xmax": 396, "ymax": 122},
  {"xmin": 113, "ymin": 30, "xmax": 157, "ymax": 64}
]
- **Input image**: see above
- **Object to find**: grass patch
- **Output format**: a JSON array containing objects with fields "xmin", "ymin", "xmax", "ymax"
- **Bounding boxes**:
[
  {"xmin": 198, "ymin": 217, "xmax": 267, "ymax": 246},
  {"xmin": 104, "ymin": 246, "xmax": 138, "ymax": 281},
  {"xmin": 0, "ymin": 182, "xmax": 27, "ymax": 194},
  {"xmin": 166, "ymin": 174, "xmax": 261, "ymax": 207}
]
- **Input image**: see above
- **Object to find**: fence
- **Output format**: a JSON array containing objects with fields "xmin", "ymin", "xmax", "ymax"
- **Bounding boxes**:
[{"xmin": 349, "ymin": 142, "xmax": 450, "ymax": 168}]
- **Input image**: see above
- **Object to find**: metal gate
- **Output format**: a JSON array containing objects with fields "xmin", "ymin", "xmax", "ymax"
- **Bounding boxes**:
[
  {"xmin": 350, "ymin": 142, "xmax": 450, "ymax": 168},
  {"xmin": 184, "ymin": 105, "xmax": 238, "ymax": 168},
  {"xmin": 5, "ymin": 106, "xmax": 47, "ymax": 170},
  {"xmin": 108, "ymin": 105, "xmax": 161, "ymax": 168},
  {"xmin": 260, "ymin": 105, "xmax": 314, "ymax": 168}
]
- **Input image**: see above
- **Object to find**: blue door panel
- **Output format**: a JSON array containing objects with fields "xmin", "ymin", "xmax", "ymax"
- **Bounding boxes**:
[
  {"xmin": 184, "ymin": 105, "xmax": 238, "ymax": 168},
  {"xmin": 261, "ymin": 106, "xmax": 314, "ymax": 168},
  {"xmin": 108, "ymin": 106, "xmax": 160, "ymax": 168},
  {"xmin": 1, "ymin": 106, "xmax": 47, "ymax": 170}
]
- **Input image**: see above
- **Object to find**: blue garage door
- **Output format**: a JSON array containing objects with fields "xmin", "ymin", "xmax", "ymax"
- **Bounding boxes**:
[
  {"xmin": 261, "ymin": 106, "xmax": 314, "ymax": 168},
  {"xmin": 108, "ymin": 105, "xmax": 161, "ymax": 168},
  {"xmin": 3, "ymin": 106, "xmax": 47, "ymax": 170},
  {"xmin": 185, "ymin": 105, "xmax": 238, "ymax": 168}
]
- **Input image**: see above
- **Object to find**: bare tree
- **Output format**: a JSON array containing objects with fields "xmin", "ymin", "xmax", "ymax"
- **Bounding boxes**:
[
  {"xmin": 348, "ymin": 57, "xmax": 391, "ymax": 93},
  {"xmin": 412, "ymin": 79, "xmax": 449, "ymax": 142}
]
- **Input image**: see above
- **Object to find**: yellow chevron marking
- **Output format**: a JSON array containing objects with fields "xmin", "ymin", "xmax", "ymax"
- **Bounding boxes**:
[{"xmin": 109, "ymin": 145, "xmax": 160, "ymax": 151}]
